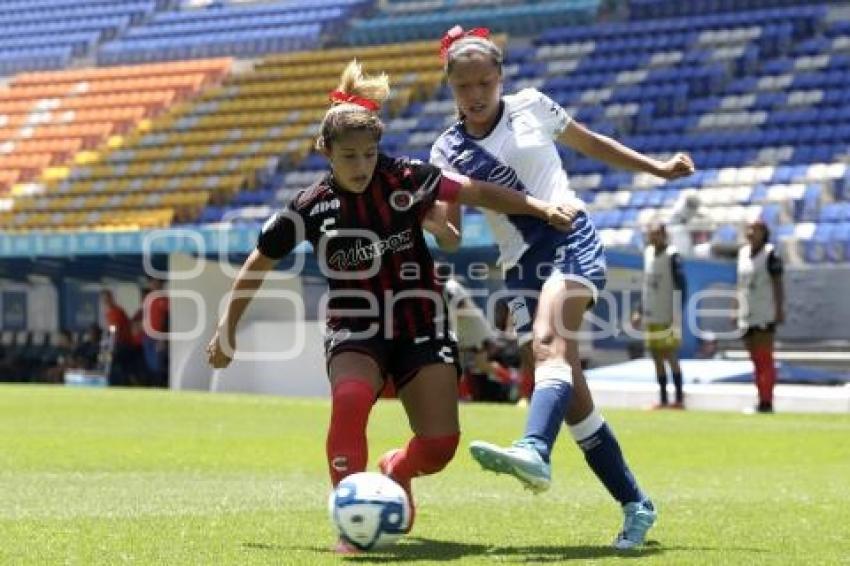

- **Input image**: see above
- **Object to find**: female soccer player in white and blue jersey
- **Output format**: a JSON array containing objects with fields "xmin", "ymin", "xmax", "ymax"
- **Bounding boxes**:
[{"xmin": 429, "ymin": 26, "xmax": 695, "ymax": 549}]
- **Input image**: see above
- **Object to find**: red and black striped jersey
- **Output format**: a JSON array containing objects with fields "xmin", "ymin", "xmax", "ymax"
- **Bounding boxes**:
[{"xmin": 257, "ymin": 154, "xmax": 456, "ymax": 339}]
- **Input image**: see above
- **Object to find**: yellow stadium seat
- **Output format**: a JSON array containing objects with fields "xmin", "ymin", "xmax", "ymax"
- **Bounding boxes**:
[
  {"xmin": 41, "ymin": 166, "xmax": 70, "ymax": 182},
  {"xmin": 7, "ymin": 44, "xmax": 462, "ymax": 232}
]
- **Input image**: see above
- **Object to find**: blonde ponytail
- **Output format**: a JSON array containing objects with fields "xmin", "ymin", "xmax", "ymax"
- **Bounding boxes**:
[
  {"xmin": 335, "ymin": 59, "xmax": 390, "ymax": 107},
  {"xmin": 317, "ymin": 59, "xmax": 390, "ymax": 151}
]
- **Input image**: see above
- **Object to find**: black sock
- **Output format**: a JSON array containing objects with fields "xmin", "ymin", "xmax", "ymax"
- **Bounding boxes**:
[
  {"xmin": 657, "ymin": 371, "xmax": 668, "ymax": 405},
  {"xmin": 672, "ymin": 371, "xmax": 683, "ymax": 403}
]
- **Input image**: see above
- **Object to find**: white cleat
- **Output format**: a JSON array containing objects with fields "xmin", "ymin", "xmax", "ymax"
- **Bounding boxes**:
[
  {"xmin": 613, "ymin": 500, "xmax": 657, "ymax": 550},
  {"xmin": 469, "ymin": 440, "xmax": 551, "ymax": 493}
]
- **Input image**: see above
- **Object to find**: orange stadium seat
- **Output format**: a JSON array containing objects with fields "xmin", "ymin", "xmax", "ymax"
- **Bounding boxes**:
[
  {"xmin": 0, "ymin": 123, "xmax": 115, "ymax": 143},
  {"xmin": 0, "ymin": 107, "xmax": 148, "ymax": 131},
  {"xmin": 0, "ymin": 75, "xmax": 210, "ymax": 102},
  {"xmin": 0, "ymin": 170, "xmax": 21, "ymax": 191},
  {"xmin": 0, "ymin": 59, "xmax": 233, "ymax": 231},
  {"xmin": 10, "ymin": 59, "xmax": 231, "ymax": 87},
  {"xmin": 3, "ymin": 42, "xmax": 453, "ymax": 232},
  {"xmin": 0, "ymin": 154, "xmax": 54, "ymax": 173}
]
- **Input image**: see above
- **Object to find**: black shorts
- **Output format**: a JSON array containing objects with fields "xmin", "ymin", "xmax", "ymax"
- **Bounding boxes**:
[
  {"xmin": 324, "ymin": 328, "xmax": 461, "ymax": 390},
  {"xmin": 743, "ymin": 323, "xmax": 776, "ymax": 338}
]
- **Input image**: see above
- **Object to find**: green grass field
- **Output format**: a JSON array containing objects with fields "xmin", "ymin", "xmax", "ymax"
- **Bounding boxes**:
[{"xmin": 1, "ymin": 384, "xmax": 848, "ymax": 565}]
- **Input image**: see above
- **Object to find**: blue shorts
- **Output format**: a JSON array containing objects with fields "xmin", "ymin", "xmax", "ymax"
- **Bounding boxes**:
[{"xmin": 503, "ymin": 211, "xmax": 607, "ymax": 342}]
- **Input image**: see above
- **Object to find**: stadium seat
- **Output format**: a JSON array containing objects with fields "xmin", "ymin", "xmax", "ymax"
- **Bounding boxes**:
[
  {"xmin": 0, "ymin": 1, "xmax": 157, "ymax": 73},
  {"xmin": 1, "ymin": 59, "xmax": 231, "ymax": 230},
  {"xmin": 803, "ymin": 222, "xmax": 834, "ymax": 263}
]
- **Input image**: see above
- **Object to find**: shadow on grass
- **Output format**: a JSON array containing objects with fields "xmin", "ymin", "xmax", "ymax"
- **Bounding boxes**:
[
  {"xmin": 241, "ymin": 542, "xmax": 288, "ymax": 551},
  {"xmin": 347, "ymin": 538, "xmax": 665, "ymax": 562},
  {"xmin": 246, "ymin": 538, "xmax": 767, "ymax": 562},
  {"xmin": 260, "ymin": 538, "xmax": 664, "ymax": 562}
]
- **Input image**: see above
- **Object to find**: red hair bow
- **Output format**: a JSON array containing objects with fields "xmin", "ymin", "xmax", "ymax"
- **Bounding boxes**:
[
  {"xmin": 328, "ymin": 90, "xmax": 380, "ymax": 112},
  {"xmin": 439, "ymin": 25, "xmax": 491, "ymax": 61}
]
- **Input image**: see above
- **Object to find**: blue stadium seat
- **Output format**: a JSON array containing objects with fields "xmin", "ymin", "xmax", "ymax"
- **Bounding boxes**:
[
  {"xmin": 818, "ymin": 203, "xmax": 842, "ymax": 223},
  {"xmin": 713, "ymin": 224, "xmax": 739, "ymax": 243},
  {"xmin": 760, "ymin": 203, "xmax": 782, "ymax": 226},
  {"xmin": 833, "ymin": 172, "xmax": 850, "ymax": 202},
  {"xmin": 803, "ymin": 223, "xmax": 833, "ymax": 263},
  {"xmin": 793, "ymin": 184, "xmax": 822, "ymax": 222},
  {"xmin": 627, "ymin": 191, "xmax": 647, "ymax": 208},
  {"xmin": 826, "ymin": 226, "xmax": 847, "ymax": 262},
  {"xmin": 620, "ymin": 208, "xmax": 639, "ymax": 226}
]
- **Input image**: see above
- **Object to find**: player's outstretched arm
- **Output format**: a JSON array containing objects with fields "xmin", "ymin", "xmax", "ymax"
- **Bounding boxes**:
[
  {"xmin": 559, "ymin": 121, "xmax": 695, "ymax": 180},
  {"xmin": 455, "ymin": 177, "xmax": 576, "ymax": 231},
  {"xmin": 207, "ymin": 250, "xmax": 278, "ymax": 369}
]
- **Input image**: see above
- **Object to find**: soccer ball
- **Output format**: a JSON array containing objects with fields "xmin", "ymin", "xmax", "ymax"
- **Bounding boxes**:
[{"xmin": 328, "ymin": 472, "xmax": 411, "ymax": 550}]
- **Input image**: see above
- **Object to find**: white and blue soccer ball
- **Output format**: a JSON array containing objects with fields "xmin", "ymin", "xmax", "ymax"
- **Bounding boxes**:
[{"xmin": 328, "ymin": 472, "xmax": 411, "ymax": 550}]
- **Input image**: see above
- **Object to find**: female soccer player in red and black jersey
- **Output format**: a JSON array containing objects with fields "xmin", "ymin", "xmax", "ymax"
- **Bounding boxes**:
[{"xmin": 206, "ymin": 60, "xmax": 574, "ymax": 548}]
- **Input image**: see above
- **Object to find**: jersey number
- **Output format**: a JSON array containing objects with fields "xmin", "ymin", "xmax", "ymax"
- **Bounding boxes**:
[{"xmin": 320, "ymin": 217, "xmax": 337, "ymax": 236}]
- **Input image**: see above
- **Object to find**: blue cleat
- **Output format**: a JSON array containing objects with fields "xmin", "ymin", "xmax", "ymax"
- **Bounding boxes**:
[
  {"xmin": 469, "ymin": 440, "xmax": 551, "ymax": 493},
  {"xmin": 613, "ymin": 499, "xmax": 657, "ymax": 550}
]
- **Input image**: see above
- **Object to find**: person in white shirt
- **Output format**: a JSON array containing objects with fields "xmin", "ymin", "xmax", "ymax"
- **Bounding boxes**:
[
  {"xmin": 737, "ymin": 220, "xmax": 784, "ymax": 413},
  {"xmin": 429, "ymin": 25, "xmax": 694, "ymax": 549},
  {"xmin": 639, "ymin": 223, "xmax": 687, "ymax": 408}
]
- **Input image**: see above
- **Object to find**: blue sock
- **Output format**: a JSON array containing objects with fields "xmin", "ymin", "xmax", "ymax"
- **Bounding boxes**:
[
  {"xmin": 571, "ymin": 411, "xmax": 645, "ymax": 505},
  {"xmin": 520, "ymin": 378, "xmax": 572, "ymax": 463}
]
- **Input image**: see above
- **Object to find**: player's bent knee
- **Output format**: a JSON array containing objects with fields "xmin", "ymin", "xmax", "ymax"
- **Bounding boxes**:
[
  {"xmin": 531, "ymin": 331, "xmax": 556, "ymax": 361},
  {"xmin": 332, "ymin": 377, "xmax": 376, "ymax": 402},
  {"xmin": 534, "ymin": 359, "xmax": 573, "ymax": 385},
  {"xmin": 415, "ymin": 433, "xmax": 460, "ymax": 474}
]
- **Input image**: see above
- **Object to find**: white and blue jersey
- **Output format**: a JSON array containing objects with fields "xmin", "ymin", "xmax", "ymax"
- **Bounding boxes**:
[
  {"xmin": 430, "ymin": 88, "xmax": 606, "ymax": 339},
  {"xmin": 431, "ymin": 87, "xmax": 587, "ymax": 268}
]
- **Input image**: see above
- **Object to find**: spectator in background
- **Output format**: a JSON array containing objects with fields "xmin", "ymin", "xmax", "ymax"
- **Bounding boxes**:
[
  {"xmin": 696, "ymin": 330, "xmax": 719, "ymax": 360},
  {"xmin": 131, "ymin": 291, "xmax": 148, "ymax": 385},
  {"xmin": 73, "ymin": 324, "xmax": 103, "ymax": 370},
  {"xmin": 737, "ymin": 220, "xmax": 784, "ymax": 414},
  {"xmin": 101, "ymin": 290, "xmax": 133, "ymax": 386},
  {"xmin": 494, "ymin": 299, "xmax": 534, "ymax": 403},
  {"xmin": 142, "ymin": 278, "xmax": 169, "ymax": 388},
  {"xmin": 445, "ymin": 280, "xmax": 526, "ymax": 403},
  {"xmin": 667, "ymin": 190, "xmax": 710, "ymax": 256},
  {"xmin": 444, "ymin": 278, "xmax": 493, "ymax": 402},
  {"xmin": 484, "ymin": 333, "xmax": 522, "ymax": 401},
  {"xmin": 639, "ymin": 223, "xmax": 686, "ymax": 409},
  {"xmin": 43, "ymin": 330, "xmax": 75, "ymax": 384}
]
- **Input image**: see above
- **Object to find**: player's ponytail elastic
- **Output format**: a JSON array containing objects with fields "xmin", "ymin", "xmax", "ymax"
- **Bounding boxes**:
[
  {"xmin": 440, "ymin": 26, "xmax": 503, "ymax": 121},
  {"xmin": 441, "ymin": 26, "xmax": 503, "ymax": 75},
  {"xmin": 317, "ymin": 60, "xmax": 389, "ymax": 152}
]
